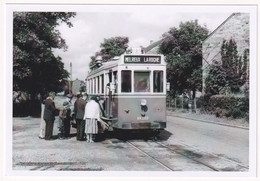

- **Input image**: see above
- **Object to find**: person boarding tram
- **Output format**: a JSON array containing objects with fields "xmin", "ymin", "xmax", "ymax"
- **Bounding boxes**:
[{"xmin": 83, "ymin": 96, "xmax": 109, "ymax": 143}]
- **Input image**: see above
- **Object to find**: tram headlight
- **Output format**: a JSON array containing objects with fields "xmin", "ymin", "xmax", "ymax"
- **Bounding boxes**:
[
  {"xmin": 140, "ymin": 99, "xmax": 148, "ymax": 113},
  {"xmin": 140, "ymin": 99, "xmax": 147, "ymax": 106}
]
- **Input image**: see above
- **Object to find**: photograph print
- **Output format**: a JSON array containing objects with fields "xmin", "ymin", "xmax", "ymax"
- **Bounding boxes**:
[{"xmin": 6, "ymin": 3, "xmax": 257, "ymax": 177}]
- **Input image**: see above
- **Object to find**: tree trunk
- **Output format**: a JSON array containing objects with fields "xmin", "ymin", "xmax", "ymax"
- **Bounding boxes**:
[{"xmin": 192, "ymin": 90, "xmax": 197, "ymax": 113}]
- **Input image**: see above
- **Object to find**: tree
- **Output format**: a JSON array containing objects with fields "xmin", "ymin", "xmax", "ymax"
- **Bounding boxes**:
[
  {"xmin": 100, "ymin": 36, "xmax": 129, "ymax": 61},
  {"xmin": 205, "ymin": 62, "xmax": 229, "ymax": 95},
  {"xmin": 221, "ymin": 39, "xmax": 248, "ymax": 93},
  {"xmin": 13, "ymin": 12, "xmax": 76, "ymax": 97},
  {"xmin": 89, "ymin": 36, "xmax": 129, "ymax": 69},
  {"xmin": 159, "ymin": 20, "xmax": 209, "ymax": 99},
  {"xmin": 205, "ymin": 39, "xmax": 249, "ymax": 95}
]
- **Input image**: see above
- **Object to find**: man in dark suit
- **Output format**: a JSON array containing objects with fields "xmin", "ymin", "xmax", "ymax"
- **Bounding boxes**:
[
  {"xmin": 74, "ymin": 93, "xmax": 86, "ymax": 141},
  {"xmin": 43, "ymin": 92, "xmax": 57, "ymax": 140}
]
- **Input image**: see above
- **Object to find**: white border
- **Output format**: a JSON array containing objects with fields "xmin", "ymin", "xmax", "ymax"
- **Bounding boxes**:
[{"xmin": 1, "ymin": 2, "xmax": 258, "ymax": 181}]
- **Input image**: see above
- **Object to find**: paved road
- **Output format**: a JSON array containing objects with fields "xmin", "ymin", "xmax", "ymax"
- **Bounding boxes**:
[
  {"xmin": 11, "ymin": 115, "xmax": 249, "ymax": 172},
  {"xmin": 165, "ymin": 116, "xmax": 249, "ymax": 166}
]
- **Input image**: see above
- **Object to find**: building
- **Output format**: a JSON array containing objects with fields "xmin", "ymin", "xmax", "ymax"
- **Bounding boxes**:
[
  {"xmin": 202, "ymin": 13, "xmax": 249, "ymax": 94},
  {"xmin": 142, "ymin": 40, "xmax": 162, "ymax": 54},
  {"xmin": 71, "ymin": 78, "xmax": 86, "ymax": 95}
]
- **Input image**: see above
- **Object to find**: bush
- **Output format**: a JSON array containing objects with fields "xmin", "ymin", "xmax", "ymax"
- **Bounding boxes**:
[{"xmin": 200, "ymin": 94, "xmax": 249, "ymax": 120}]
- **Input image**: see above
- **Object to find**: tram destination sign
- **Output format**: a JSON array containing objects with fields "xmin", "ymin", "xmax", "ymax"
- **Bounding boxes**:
[{"xmin": 124, "ymin": 56, "xmax": 161, "ymax": 64}]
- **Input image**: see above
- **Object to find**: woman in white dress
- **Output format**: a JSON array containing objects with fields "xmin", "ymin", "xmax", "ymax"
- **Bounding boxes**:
[{"xmin": 83, "ymin": 96, "xmax": 102, "ymax": 142}]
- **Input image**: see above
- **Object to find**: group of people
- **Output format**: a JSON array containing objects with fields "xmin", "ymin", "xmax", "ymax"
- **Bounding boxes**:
[{"xmin": 39, "ymin": 92, "xmax": 108, "ymax": 143}]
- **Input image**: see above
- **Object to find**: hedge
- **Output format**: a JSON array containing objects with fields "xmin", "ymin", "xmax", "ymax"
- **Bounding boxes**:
[{"xmin": 200, "ymin": 94, "xmax": 249, "ymax": 121}]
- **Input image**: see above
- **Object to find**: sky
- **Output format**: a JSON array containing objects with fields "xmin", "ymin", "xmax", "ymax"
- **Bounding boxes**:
[{"xmin": 53, "ymin": 5, "xmax": 242, "ymax": 81}]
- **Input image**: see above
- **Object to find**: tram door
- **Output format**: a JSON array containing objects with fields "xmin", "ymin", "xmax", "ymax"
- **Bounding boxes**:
[{"xmin": 104, "ymin": 70, "xmax": 117, "ymax": 119}]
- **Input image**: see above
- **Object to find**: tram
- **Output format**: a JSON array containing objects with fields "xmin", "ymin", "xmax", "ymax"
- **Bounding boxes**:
[{"xmin": 86, "ymin": 53, "xmax": 169, "ymax": 131}]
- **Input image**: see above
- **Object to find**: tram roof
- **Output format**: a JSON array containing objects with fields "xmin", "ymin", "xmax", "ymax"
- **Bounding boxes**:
[{"xmin": 87, "ymin": 60, "xmax": 119, "ymax": 77}]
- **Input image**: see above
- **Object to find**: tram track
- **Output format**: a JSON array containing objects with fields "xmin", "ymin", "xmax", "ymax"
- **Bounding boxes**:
[
  {"xmin": 158, "ymin": 132, "xmax": 249, "ymax": 170},
  {"xmin": 127, "ymin": 140, "xmax": 218, "ymax": 171},
  {"xmin": 126, "ymin": 139, "xmax": 248, "ymax": 171},
  {"xmin": 158, "ymin": 139, "xmax": 249, "ymax": 170},
  {"xmin": 153, "ymin": 141, "xmax": 220, "ymax": 171},
  {"xmin": 127, "ymin": 141, "xmax": 175, "ymax": 171}
]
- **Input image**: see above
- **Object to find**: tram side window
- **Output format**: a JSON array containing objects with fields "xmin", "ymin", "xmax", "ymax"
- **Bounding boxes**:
[
  {"xmin": 154, "ymin": 71, "xmax": 163, "ymax": 92},
  {"xmin": 134, "ymin": 71, "xmax": 150, "ymax": 92},
  {"xmin": 90, "ymin": 79, "xmax": 93, "ymax": 94},
  {"xmin": 94, "ymin": 78, "xmax": 96, "ymax": 94},
  {"xmin": 113, "ymin": 71, "xmax": 118, "ymax": 93},
  {"xmin": 97, "ymin": 76, "xmax": 100, "ymax": 94},
  {"xmin": 121, "ymin": 70, "xmax": 131, "ymax": 92},
  {"xmin": 101, "ymin": 74, "xmax": 104, "ymax": 93}
]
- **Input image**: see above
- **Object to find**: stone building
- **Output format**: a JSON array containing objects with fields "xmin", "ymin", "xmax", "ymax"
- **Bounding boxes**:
[{"xmin": 202, "ymin": 13, "xmax": 249, "ymax": 94}]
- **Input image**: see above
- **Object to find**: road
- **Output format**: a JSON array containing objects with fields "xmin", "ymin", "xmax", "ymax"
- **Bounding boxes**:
[
  {"xmin": 165, "ymin": 116, "xmax": 249, "ymax": 167},
  {"xmin": 11, "ymin": 114, "xmax": 249, "ymax": 172}
]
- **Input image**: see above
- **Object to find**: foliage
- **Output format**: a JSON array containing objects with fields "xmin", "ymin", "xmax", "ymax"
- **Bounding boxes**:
[
  {"xmin": 205, "ymin": 63, "xmax": 229, "ymax": 95},
  {"xmin": 221, "ymin": 39, "xmax": 248, "ymax": 93},
  {"xmin": 13, "ymin": 12, "xmax": 76, "ymax": 96},
  {"xmin": 159, "ymin": 20, "xmax": 209, "ymax": 98},
  {"xmin": 205, "ymin": 39, "xmax": 249, "ymax": 95},
  {"xmin": 89, "ymin": 36, "xmax": 129, "ymax": 69},
  {"xmin": 201, "ymin": 95, "xmax": 249, "ymax": 121},
  {"xmin": 100, "ymin": 36, "xmax": 129, "ymax": 61}
]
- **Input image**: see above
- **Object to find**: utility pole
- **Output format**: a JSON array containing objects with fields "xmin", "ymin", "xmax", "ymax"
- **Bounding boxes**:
[{"xmin": 70, "ymin": 62, "xmax": 72, "ymax": 94}]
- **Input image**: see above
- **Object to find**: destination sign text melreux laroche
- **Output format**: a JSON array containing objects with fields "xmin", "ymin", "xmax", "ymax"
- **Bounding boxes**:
[{"xmin": 124, "ymin": 56, "xmax": 161, "ymax": 64}]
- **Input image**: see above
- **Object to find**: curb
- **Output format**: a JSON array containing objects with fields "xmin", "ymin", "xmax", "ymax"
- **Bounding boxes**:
[{"xmin": 168, "ymin": 114, "xmax": 249, "ymax": 130}]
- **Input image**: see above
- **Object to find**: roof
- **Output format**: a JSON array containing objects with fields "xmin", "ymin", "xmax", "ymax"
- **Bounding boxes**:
[
  {"xmin": 203, "ymin": 13, "xmax": 241, "ymax": 43},
  {"xmin": 143, "ymin": 39, "xmax": 163, "ymax": 53}
]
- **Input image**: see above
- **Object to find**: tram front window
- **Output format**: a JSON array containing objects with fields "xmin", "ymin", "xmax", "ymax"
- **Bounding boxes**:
[
  {"xmin": 121, "ymin": 70, "xmax": 131, "ymax": 92},
  {"xmin": 134, "ymin": 71, "xmax": 150, "ymax": 92},
  {"xmin": 154, "ymin": 71, "xmax": 163, "ymax": 92}
]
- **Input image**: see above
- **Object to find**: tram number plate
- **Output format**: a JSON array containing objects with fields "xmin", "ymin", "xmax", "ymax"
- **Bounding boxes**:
[{"xmin": 137, "ymin": 116, "xmax": 149, "ymax": 120}]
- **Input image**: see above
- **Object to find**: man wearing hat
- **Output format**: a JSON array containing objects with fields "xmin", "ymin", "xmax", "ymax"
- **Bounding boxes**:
[
  {"xmin": 74, "ymin": 92, "xmax": 86, "ymax": 141},
  {"xmin": 43, "ymin": 92, "xmax": 58, "ymax": 140}
]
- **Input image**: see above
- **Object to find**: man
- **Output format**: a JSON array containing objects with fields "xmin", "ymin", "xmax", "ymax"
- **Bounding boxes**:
[
  {"xmin": 74, "ymin": 93, "xmax": 86, "ymax": 141},
  {"xmin": 43, "ymin": 92, "xmax": 57, "ymax": 140}
]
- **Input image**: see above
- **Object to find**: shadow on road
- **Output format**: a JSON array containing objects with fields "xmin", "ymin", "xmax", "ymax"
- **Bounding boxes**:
[{"xmin": 95, "ymin": 129, "xmax": 172, "ymax": 142}]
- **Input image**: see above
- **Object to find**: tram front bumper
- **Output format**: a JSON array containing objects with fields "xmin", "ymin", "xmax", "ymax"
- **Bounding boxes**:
[{"xmin": 121, "ymin": 121, "xmax": 166, "ymax": 129}]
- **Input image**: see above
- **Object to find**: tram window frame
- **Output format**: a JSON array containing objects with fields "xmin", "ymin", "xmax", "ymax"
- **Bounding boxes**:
[
  {"xmin": 121, "ymin": 70, "xmax": 132, "ymax": 93},
  {"xmin": 134, "ymin": 71, "xmax": 150, "ymax": 93},
  {"xmin": 153, "ymin": 70, "xmax": 163, "ymax": 93}
]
